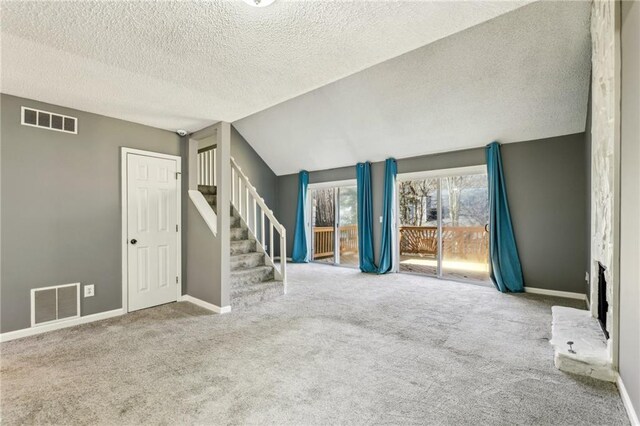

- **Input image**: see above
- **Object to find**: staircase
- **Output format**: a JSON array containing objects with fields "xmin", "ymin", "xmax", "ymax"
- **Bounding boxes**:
[{"xmin": 198, "ymin": 184, "xmax": 285, "ymax": 309}]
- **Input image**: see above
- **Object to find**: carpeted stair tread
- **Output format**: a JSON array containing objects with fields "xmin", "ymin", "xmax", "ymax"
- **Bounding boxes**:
[
  {"xmin": 198, "ymin": 185, "xmax": 217, "ymax": 195},
  {"xmin": 230, "ymin": 265, "xmax": 274, "ymax": 286},
  {"xmin": 230, "ymin": 252, "xmax": 265, "ymax": 270},
  {"xmin": 230, "ymin": 227, "xmax": 249, "ymax": 241},
  {"xmin": 230, "ymin": 239, "xmax": 256, "ymax": 255},
  {"xmin": 230, "ymin": 216, "xmax": 242, "ymax": 228}
]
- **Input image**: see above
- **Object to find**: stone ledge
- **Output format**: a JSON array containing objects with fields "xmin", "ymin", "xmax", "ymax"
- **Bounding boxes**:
[{"xmin": 550, "ymin": 306, "xmax": 615, "ymax": 382}]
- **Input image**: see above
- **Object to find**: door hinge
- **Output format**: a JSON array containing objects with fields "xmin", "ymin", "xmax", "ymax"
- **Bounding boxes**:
[
  {"xmin": 176, "ymin": 224, "xmax": 179, "ymax": 232},
  {"xmin": 176, "ymin": 276, "xmax": 179, "ymax": 284},
  {"xmin": 175, "ymin": 171, "xmax": 181, "ymax": 179}
]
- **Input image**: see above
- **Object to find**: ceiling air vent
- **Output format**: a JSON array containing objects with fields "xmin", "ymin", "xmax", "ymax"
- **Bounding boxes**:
[
  {"xmin": 31, "ymin": 283, "xmax": 80, "ymax": 326},
  {"xmin": 21, "ymin": 106, "xmax": 77, "ymax": 134}
]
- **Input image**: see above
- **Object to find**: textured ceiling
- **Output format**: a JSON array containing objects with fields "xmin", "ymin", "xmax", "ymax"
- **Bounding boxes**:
[
  {"xmin": 234, "ymin": 0, "xmax": 592, "ymax": 175},
  {"xmin": 0, "ymin": 0, "xmax": 532, "ymax": 131}
]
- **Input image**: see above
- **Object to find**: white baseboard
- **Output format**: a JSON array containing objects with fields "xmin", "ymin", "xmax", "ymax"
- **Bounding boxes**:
[
  {"xmin": 524, "ymin": 287, "xmax": 587, "ymax": 301},
  {"xmin": 618, "ymin": 373, "xmax": 640, "ymax": 426},
  {"xmin": 0, "ymin": 308, "xmax": 124, "ymax": 343},
  {"xmin": 180, "ymin": 295, "xmax": 231, "ymax": 314}
]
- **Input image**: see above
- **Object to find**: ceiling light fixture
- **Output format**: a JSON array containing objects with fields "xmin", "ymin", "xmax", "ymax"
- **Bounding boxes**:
[{"xmin": 242, "ymin": 0, "xmax": 275, "ymax": 7}]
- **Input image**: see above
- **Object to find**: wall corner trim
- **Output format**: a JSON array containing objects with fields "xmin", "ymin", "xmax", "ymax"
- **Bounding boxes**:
[
  {"xmin": 617, "ymin": 373, "xmax": 640, "ymax": 426},
  {"xmin": 180, "ymin": 295, "xmax": 231, "ymax": 314},
  {"xmin": 523, "ymin": 287, "xmax": 587, "ymax": 301},
  {"xmin": 188, "ymin": 190, "xmax": 217, "ymax": 235},
  {"xmin": 0, "ymin": 308, "xmax": 125, "ymax": 343}
]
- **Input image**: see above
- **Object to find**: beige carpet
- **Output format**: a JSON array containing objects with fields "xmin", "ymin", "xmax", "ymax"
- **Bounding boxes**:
[{"xmin": 0, "ymin": 263, "xmax": 629, "ymax": 425}]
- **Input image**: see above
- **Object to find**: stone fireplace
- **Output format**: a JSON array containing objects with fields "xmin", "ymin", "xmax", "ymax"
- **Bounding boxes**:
[
  {"xmin": 588, "ymin": 0, "xmax": 619, "ymax": 365},
  {"xmin": 549, "ymin": 0, "xmax": 620, "ymax": 382},
  {"xmin": 597, "ymin": 263, "xmax": 609, "ymax": 339}
]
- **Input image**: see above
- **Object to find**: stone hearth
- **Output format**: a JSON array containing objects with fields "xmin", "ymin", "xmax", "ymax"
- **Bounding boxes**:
[{"xmin": 550, "ymin": 306, "xmax": 615, "ymax": 382}]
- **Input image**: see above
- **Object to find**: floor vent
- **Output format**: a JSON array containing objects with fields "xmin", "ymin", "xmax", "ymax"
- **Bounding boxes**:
[
  {"xmin": 21, "ymin": 106, "xmax": 77, "ymax": 134},
  {"xmin": 31, "ymin": 283, "xmax": 80, "ymax": 327}
]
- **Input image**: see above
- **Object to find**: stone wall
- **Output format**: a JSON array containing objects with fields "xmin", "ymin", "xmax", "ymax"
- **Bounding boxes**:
[{"xmin": 589, "ymin": 0, "xmax": 619, "ymax": 354}]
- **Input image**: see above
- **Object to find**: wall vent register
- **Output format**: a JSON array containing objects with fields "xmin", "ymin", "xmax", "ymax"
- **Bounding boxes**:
[
  {"xmin": 21, "ymin": 106, "xmax": 77, "ymax": 134},
  {"xmin": 31, "ymin": 283, "xmax": 80, "ymax": 327}
]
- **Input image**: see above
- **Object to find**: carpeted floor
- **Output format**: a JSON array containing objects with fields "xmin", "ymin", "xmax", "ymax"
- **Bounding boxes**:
[{"xmin": 0, "ymin": 263, "xmax": 629, "ymax": 425}]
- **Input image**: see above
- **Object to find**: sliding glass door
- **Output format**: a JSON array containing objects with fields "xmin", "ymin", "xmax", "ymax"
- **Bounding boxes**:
[
  {"xmin": 338, "ymin": 187, "xmax": 358, "ymax": 266},
  {"xmin": 311, "ymin": 188, "xmax": 335, "ymax": 264},
  {"xmin": 311, "ymin": 185, "xmax": 358, "ymax": 267},
  {"xmin": 398, "ymin": 168, "xmax": 489, "ymax": 284},
  {"xmin": 440, "ymin": 174, "xmax": 489, "ymax": 282}
]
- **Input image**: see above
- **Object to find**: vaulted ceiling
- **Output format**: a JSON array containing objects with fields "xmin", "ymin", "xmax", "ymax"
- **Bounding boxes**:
[
  {"xmin": 234, "ymin": 0, "xmax": 592, "ymax": 175},
  {"xmin": 1, "ymin": 1, "xmax": 591, "ymax": 176},
  {"xmin": 1, "ymin": 0, "xmax": 531, "ymax": 131}
]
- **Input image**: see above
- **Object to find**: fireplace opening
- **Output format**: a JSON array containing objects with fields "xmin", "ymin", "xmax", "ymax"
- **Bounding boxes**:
[{"xmin": 597, "ymin": 263, "xmax": 609, "ymax": 339}]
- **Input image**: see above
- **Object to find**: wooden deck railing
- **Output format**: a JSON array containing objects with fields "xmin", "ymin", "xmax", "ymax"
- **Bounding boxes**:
[
  {"xmin": 312, "ymin": 225, "xmax": 487, "ymax": 262},
  {"xmin": 399, "ymin": 226, "xmax": 488, "ymax": 261},
  {"xmin": 312, "ymin": 224, "xmax": 358, "ymax": 260},
  {"xmin": 313, "ymin": 227, "xmax": 334, "ymax": 259}
]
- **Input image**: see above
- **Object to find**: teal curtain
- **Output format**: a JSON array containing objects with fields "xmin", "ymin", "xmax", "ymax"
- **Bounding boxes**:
[
  {"xmin": 357, "ymin": 162, "xmax": 377, "ymax": 272},
  {"xmin": 377, "ymin": 158, "xmax": 397, "ymax": 274},
  {"xmin": 486, "ymin": 142, "xmax": 524, "ymax": 292},
  {"xmin": 291, "ymin": 170, "xmax": 310, "ymax": 263}
]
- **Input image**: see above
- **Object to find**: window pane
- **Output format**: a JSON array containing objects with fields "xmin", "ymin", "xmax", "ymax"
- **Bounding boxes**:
[
  {"xmin": 441, "ymin": 174, "xmax": 490, "ymax": 284},
  {"xmin": 398, "ymin": 178, "xmax": 439, "ymax": 276},
  {"xmin": 338, "ymin": 186, "xmax": 358, "ymax": 266},
  {"xmin": 312, "ymin": 188, "xmax": 335, "ymax": 264}
]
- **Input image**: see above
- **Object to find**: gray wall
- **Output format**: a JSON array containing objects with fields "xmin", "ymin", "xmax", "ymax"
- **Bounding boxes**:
[
  {"xmin": 277, "ymin": 134, "xmax": 588, "ymax": 294},
  {"xmin": 619, "ymin": 0, "xmax": 640, "ymax": 418},
  {"xmin": 231, "ymin": 125, "xmax": 278, "ymax": 212},
  {"xmin": 0, "ymin": 94, "xmax": 181, "ymax": 333},
  {"xmin": 500, "ymin": 133, "xmax": 587, "ymax": 294},
  {"xmin": 186, "ymin": 199, "xmax": 221, "ymax": 306}
]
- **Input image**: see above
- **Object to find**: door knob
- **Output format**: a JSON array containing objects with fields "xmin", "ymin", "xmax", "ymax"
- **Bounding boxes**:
[{"xmin": 130, "ymin": 239, "xmax": 137, "ymax": 245}]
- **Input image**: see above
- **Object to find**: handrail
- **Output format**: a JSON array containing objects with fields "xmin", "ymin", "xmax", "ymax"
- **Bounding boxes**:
[{"xmin": 230, "ymin": 156, "xmax": 287, "ymax": 291}]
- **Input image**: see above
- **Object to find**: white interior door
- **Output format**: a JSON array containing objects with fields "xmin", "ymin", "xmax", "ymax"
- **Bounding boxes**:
[{"xmin": 126, "ymin": 153, "xmax": 178, "ymax": 311}]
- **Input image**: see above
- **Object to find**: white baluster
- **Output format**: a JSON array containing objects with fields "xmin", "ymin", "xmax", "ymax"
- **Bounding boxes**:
[
  {"xmin": 203, "ymin": 151, "xmax": 207, "ymax": 186},
  {"xmin": 231, "ymin": 168, "xmax": 236, "ymax": 207},
  {"xmin": 261, "ymin": 211, "xmax": 265, "ymax": 246},
  {"xmin": 281, "ymin": 231, "xmax": 287, "ymax": 293},
  {"xmin": 245, "ymin": 186, "xmax": 249, "ymax": 223},
  {"xmin": 270, "ymin": 223, "xmax": 274, "ymax": 260},
  {"xmin": 211, "ymin": 148, "xmax": 218, "ymax": 186},
  {"xmin": 238, "ymin": 179, "xmax": 242, "ymax": 217},
  {"xmin": 208, "ymin": 150, "xmax": 212, "ymax": 185},
  {"xmin": 253, "ymin": 199, "xmax": 257, "ymax": 234},
  {"xmin": 204, "ymin": 151, "xmax": 211, "ymax": 185}
]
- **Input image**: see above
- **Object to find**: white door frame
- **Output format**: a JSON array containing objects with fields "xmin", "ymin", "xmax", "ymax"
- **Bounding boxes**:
[{"xmin": 120, "ymin": 147, "xmax": 182, "ymax": 314}]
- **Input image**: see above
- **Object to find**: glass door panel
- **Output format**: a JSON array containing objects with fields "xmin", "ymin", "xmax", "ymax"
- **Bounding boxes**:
[
  {"xmin": 398, "ymin": 178, "xmax": 440, "ymax": 275},
  {"xmin": 440, "ymin": 174, "xmax": 490, "ymax": 283},
  {"xmin": 311, "ymin": 188, "xmax": 335, "ymax": 264},
  {"xmin": 338, "ymin": 186, "xmax": 358, "ymax": 266}
]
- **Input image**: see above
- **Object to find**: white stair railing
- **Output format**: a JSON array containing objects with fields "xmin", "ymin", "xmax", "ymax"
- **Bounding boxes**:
[
  {"xmin": 197, "ymin": 145, "xmax": 216, "ymax": 186},
  {"xmin": 230, "ymin": 157, "xmax": 287, "ymax": 292}
]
